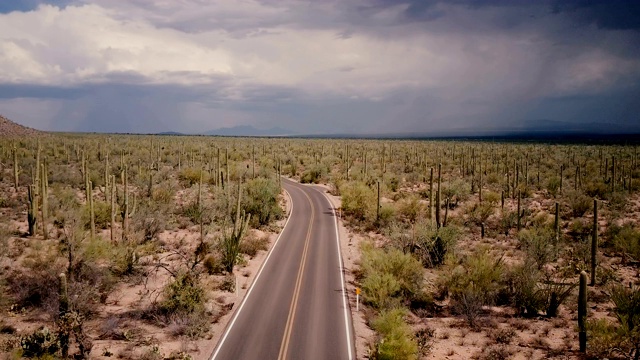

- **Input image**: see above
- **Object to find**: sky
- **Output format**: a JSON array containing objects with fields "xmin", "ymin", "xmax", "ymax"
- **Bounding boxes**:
[{"xmin": 0, "ymin": 0, "xmax": 639, "ymax": 135}]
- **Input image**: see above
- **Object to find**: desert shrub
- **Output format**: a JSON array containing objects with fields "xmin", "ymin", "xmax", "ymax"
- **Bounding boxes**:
[
  {"xmin": 300, "ymin": 164, "xmax": 325, "ymax": 184},
  {"xmin": 132, "ymin": 203, "xmax": 167, "ymax": 242},
  {"xmin": 152, "ymin": 184, "xmax": 175, "ymax": 204},
  {"xmin": 483, "ymin": 191, "xmax": 500, "ymax": 205},
  {"xmin": 497, "ymin": 210, "xmax": 518, "ymax": 235},
  {"xmin": 506, "ymin": 261, "xmax": 576, "ymax": 318},
  {"xmin": 387, "ymin": 176, "xmax": 400, "ymax": 192},
  {"xmin": 360, "ymin": 244, "xmax": 424, "ymax": 309},
  {"xmin": 415, "ymin": 327, "xmax": 434, "ymax": 357},
  {"xmin": 442, "ymin": 179, "xmax": 470, "ymax": 207},
  {"xmin": 371, "ymin": 308, "xmax": 418, "ymax": 360},
  {"xmin": 397, "ymin": 195, "xmax": 423, "ymax": 223},
  {"xmin": 109, "ymin": 244, "xmax": 140, "ymax": 276},
  {"xmin": 6, "ymin": 267, "xmax": 60, "ymax": 313},
  {"xmin": 567, "ymin": 190, "xmax": 592, "ymax": 217},
  {"xmin": 468, "ymin": 202, "xmax": 495, "ymax": 226},
  {"xmin": 474, "ymin": 345, "xmax": 513, "ymax": 360},
  {"xmin": 413, "ymin": 222, "xmax": 459, "ymax": 268},
  {"xmin": 159, "ymin": 272, "xmax": 205, "ymax": 316},
  {"xmin": 605, "ymin": 223, "xmax": 640, "ymax": 262},
  {"xmin": 588, "ymin": 284, "xmax": 640, "ymax": 360},
  {"xmin": 243, "ymin": 177, "xmax": 282, "ymax": 227},
  {"xmin": 507, "ymin": 261, "xmax": 544, "ymax": 317},
  {"xmin": 181, "ymin": 201, "xmax": 202, "ymax": 224},
  {"xmin": 239, "ymin": 233, "xmax": 269, "ymax": 257},
  {"xmin": 546, "ymin": 176, "xmax": 561, "ymax": 197},
  {"xmin": 80, "ymin": 201, "xmax": 111, "ymax": 230},
  {"xmin": 607, "ymin": 191, "xmax": 628, "ymax": 212},
  {"xmin": 376, "ymin": 204, "xmax": 396, "ymax": 228},
  {"xmin": 67, "ymin": 261, "xmax": 116, "ymax": 315},
  {"xmin": 489, "ymin": 328, "xmax": 517, "ymax": 345},
  {"xmin": 439, "ymin": 249, "xmax": 504, "ymax": 327},
  {"xmin": 362, "ymin": 272, "xmax": 401, "ymax": 310},
  {"xmin": 584, "ymin": 181, "xmax": 608, "ymax": 198},
  {"xmin": 178, "ymin": 168, "xmax": 206, "ymax": 186},
  {"xmin": 517, "ymin": 227, "xmax": 557, "ymax": 269},
  {"xmin": 341, "ymin": 181, "xmax": 375, "ymax": 222},
  {"xmin": 203, "ymin": 254, "xmax": 224, "ymax": 275},
  {"xmin": 20, "ymin": 327, "xmax": 59, "ymax": 358}
]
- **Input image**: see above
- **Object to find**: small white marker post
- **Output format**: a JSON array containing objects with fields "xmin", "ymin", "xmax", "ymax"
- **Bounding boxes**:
[{"xmin": 356, "ymin": 288, "xmax": 360, "ymax": 311}]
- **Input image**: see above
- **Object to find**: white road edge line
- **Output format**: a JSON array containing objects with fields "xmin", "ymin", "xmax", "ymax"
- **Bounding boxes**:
[
  {"xmin": 317, "ymin": 186, "xmax": 355, "ymax": 360},
  {"xmin": 209, "ymin": 187, "xmax": 294, "ymax": 360}
]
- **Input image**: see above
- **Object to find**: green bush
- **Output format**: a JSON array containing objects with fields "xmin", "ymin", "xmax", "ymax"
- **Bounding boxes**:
[
  {"xmin": 371, "ymin": 308, "xmax": 418, "ymax": 360},
  {"xmin": 81, "ymin": 201, "xmax": 112, "ymax": 230},
  {"xmin": 243, "ymin": 178, "xmax": 282, "ymax": 227},
  {"xmin": 178, "ymin": 168, "xmax": 206, "ymax": 186},
  {"xmin": 546, "ymin": 176, "xmax": 561, "ymax": 197},
  {"xmin": 442, "ymin": 179, "xmax": 470, "ymax": 207},
  {"xmin": 606, "ymin": 223, "xmax": 640, "ymax": 262},
  {"xmin": 397, "ymin": 195, "xmax": 423, "ymax": 223},
  {"xmin": 300, "ymin": 164, "xmax": 325, "ymax": 184},
  {"xmin": 440, "ymin": 248, "xmax": 504, "ymax": 326},
  {"xmin": 517, "ymin": 227, "xmax": 557, "ymax": 270},
  {"xmin": 341, "ymin": 181, "xmax": 375, "ymax": 222},
  {"xmin": 587, "ymin": 284, "xmax": 640, "ymax": 360},
  {"xmin": 360, "ymin": 244, "xmax": 424, "ymax": 309},
  {"xmin": 376, "ymin": 204, "xmax": 396, "ymax": 229},
  {"xmin": 413, "ymin": 222, "xmax": 459, "ymax": 268},
  {"xmin": 567, "ymin": 190, "xmax": 591, "ymax": 217},
  {"xmin": 160, "ymin": 272, "xmax": 205, "ymax": 316},
  {"xmin": 468, "ymin": 202, "xmax": 494, "ymax": 226}
]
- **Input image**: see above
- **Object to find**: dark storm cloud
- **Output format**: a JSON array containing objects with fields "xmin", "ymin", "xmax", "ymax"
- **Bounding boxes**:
[
  {"xmin": 552, "ymin": 0, "xmax": 640, "ymax": 31},
  {"xmin": 1, "ymin": 0, "xmax": 639, "ymax": 134}
]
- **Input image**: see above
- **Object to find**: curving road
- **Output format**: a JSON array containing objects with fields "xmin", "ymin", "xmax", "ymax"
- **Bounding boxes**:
[{"xmin": 209, "ymin": 178, "xmax": 355, "ymax": 360}]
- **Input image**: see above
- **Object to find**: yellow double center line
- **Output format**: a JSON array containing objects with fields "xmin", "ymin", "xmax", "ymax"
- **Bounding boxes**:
[{"xmin": 278, "ymin": 189, "xmax": 314, "ymax": 360}]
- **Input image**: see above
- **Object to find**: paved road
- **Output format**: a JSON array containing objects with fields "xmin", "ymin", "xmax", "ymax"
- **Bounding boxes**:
[{"xmin": 209, "ymin": 178, "xmax": 354, "ymax": 360}]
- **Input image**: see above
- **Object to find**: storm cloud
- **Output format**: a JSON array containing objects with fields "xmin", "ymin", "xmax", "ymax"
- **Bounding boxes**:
[{"xmin": 0, "ymin": 0, "xmax": 638, "ymax": 134}]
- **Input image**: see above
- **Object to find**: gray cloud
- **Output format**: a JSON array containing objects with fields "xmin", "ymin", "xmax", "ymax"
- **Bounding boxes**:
[{"xmin": 0, "ymin": 0, "xmax": 639, "ymax": 135}]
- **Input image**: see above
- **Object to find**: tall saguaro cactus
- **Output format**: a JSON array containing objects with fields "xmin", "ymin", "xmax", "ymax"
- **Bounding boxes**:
[
  {"xmin": 578, "ymin": 271, "xmax": 588, "ymax": 352},
  {"xmin": 27, "ymin": 184, "xmax": 37, "ymax": 236},
  {"xmin": 591, "ymin": 199, "xmax": 598, "ymax": 286},
  {"xmin": 436, "ymin": 163, "xmax": 442, "ymax": 228},
  {"xmin": 40, "ymin": 162, "xmax": 48, "ymax": 240},
  {"xmin": 12, "ymin": 146, "xmax": 19, "ymax": 190}
]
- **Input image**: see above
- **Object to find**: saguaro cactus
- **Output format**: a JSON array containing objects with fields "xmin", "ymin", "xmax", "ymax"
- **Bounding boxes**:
[
  {"xmin": 59, "ymin": 273, "xmax": 70, "ymax": 358},
  {"xmin": 12, "ymin": 147, "xmax": 19, "ymax": 190},
  {"xmin": 554, "ymin": 202, "xmax": 560, "ymax": 243},
  {"xmin": 436, "ymin": 163, "xmax": 442, "ymax": 228},
  {"xmin": 591, "ymin": 199, "xmax": 598, "ymax": 286},
  {"xmin": 89, "ymin": 180, "xmax": 95, "ymax": 239},
  {"xmin": 578, "ymin": 271, "xmax": 588, "ymax": 352},
  {"xmin": 27, "ymin": 184, "xmax": 37, "ymax": 236},
  {"xmin": 40, "ymin": 163, "xmax": 48, "ymax": 240},
  {"xmin": 429, "ymin": 167, "xmax": 434, "ymax": 221}
]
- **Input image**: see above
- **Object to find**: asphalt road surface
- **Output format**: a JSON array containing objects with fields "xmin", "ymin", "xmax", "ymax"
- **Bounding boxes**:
[{"xmin": 209, "ymin": 178, "xmax": 355, "ymax": 360}]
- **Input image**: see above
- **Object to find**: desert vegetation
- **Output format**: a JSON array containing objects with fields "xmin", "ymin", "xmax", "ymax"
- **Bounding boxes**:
[
  {"xmin": 0, "ymin": 134, "xmax": 284, "ymax": 359},
  {"xmin": 1, "ymin": 132, "xmax": 639, "ymax": 359},
  {"xmin": 293, "ymin": 140, "xmax": 639, "ymax": 359}
]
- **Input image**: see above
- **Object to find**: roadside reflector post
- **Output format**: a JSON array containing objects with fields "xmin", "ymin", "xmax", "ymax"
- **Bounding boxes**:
[{"xmin": 356, "ymin": 288, "xmax": 361, "ymax": 311}]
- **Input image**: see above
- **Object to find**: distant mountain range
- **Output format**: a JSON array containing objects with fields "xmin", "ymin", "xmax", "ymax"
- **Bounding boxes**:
[{"xmin": 299, "ymin": 120, "xmax": 640, "ymax": 139}]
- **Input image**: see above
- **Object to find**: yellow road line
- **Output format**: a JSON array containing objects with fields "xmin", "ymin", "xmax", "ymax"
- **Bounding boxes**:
[{"xmin": 278, "ymin": 188, "xmax": 314, "ymax": 360}]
